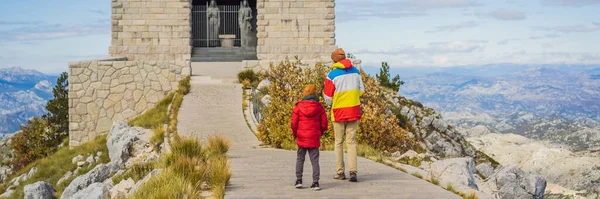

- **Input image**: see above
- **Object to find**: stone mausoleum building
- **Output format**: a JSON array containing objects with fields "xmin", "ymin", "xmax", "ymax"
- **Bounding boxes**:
[{"xmin": 68, "ymin": 0, "xmax": 343, "ymax": 146}]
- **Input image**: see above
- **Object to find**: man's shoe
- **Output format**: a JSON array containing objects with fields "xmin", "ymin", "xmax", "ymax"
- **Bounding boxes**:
[
  {"xmin": 295, "ymin": 179, "xmax": 303, "ymax": 188},
  {"xmin": 310, "ymin": 182, "xmax": 321, "ymax": 191},
  {"xmin": 349, "ymin": 171, "xmax": 358, "ymax": 182},
  {"xmin": 333, "ymin": 173, "xmax": 346, "ymax": 180}
]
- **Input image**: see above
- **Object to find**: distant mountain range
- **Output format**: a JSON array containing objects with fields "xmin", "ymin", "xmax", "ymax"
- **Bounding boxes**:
[
  {"xmin": 0, "ymin": 67, "xmax": 57, "ymax": 135},
  {"xmin": 362, "ymin": 64, "xmax": 600, "ymax": 150}
]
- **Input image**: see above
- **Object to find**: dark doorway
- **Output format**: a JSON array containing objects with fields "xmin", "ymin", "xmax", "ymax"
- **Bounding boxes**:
[{"xmin": 191, "ymin": 0, "xmax": 257, "ymax": 48}]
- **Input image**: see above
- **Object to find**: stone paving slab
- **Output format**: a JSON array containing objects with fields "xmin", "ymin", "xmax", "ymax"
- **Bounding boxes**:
[{"xmin": 177, "ymin": 76, "xmax": 460, "ymax": 199}]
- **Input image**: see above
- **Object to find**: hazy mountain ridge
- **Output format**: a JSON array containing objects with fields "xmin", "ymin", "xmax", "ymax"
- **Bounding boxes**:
[
  {"xmin": 0, "ymin": 67, "xmax": 57, "ymax": 134},
  {"xmin": 394, "ymin": 64, "xmax": 600, "ymax": 150}
]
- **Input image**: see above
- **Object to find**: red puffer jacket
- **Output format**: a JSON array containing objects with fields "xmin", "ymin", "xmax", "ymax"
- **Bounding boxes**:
[{"xmin": 291, "ymin": 99, "xmax": 328, "ymax": 148}]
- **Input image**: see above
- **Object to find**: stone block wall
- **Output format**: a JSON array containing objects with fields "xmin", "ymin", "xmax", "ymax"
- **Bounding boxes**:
[
  {"xmin": 68, "ymin": 57, "xmax": 190, "ymax": 146},
  {"xmin": 109, "ymin": 0, "xmax": 192, "ymax": 61},
  {"xmin": 256, "ymin": 0, "xmax": 338, "ymax": 62}
]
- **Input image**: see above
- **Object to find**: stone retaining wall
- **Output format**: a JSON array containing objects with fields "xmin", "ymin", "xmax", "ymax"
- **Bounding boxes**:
[
  {"xmin": 256, "ymin": 0, "xmax": 337, "ymax": 62},
  {"xmin": 108, "ymin": 0, "xmax": 192, "ymax": 61},
  {"xmin": 68, "ymin": 57, "xmax": 190, "ymax": 146}
]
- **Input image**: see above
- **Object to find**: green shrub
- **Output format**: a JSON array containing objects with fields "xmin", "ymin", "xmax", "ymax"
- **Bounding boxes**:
[
  {"xmin": 205, "ymin": 136, "xmax": 230, "ymax": 159},
  {"xmin": 376, "ymin": 62, "xmax": 404, "ymax": 92},
  {"xmin": 208, "ymin": 155, "xmax": 231, "ymax": 199},
  {"xmin": 428, "ymin": 176, "xmax": 440, "ymax": 185},
  {"xmin": 11, "ymin": 118, "xmax": 61, "ymax": 170},
  {"xmin": 128, "ymin": 92, "xmax": 175, "ymax": 129},
  {"xmin": 411, "ymin": 172, "xmax": 423, "ymax": 179},
  {"xmin": 112, "ymin": 161, "xmax": 157, "ymax": 185},
  {"xmin": 237, "ymin": 69, "xmax": 259, "ymax": 85},
  {"xmin": 398, "ymin": 156, "xmax": 422, "ymax": 167},
  {"xmin": 171, "ymin": 139, "xmax": 204, "ymax": 160},
  {"xmin": 256, "ymin": 58, "xmax": 420, "ymax": 154},
  {"xmin": 171, "ymin": 156, "xmax": 205, "ymax": 188},
  {"xmin": 150, "ymin": 126, "xmax": 165, "ymax": 152},
  {"xmin": 131, "ymin": 170, "xmax": 199, "ymax": 199}
]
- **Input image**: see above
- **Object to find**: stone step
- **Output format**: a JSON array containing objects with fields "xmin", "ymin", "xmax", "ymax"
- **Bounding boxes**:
[
  {"xmin": 190, "ymin": 76, "xmax": 238, "ymax": 85},
  {"xmin": 191, "ymin": 62, "xmax": 244, "ymax": 77},
  {"xmin": 191, "ymin": 47, "xmax": 258, "ymax": 62}
]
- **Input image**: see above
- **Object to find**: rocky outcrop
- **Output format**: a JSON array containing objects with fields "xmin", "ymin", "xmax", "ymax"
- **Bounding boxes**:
[
  {"xmin": 467, "ymin": 131, "xmax": 600, "ymax": 193},
  {"xmin": 61, "ymin": 163, "xmax": 119, "ymax": 199},
  {"xmin": 62, "ymin": 121, "xmax": 155, "ymax": 199},
  {"xmin": 70, "ymin": 182, "xmax": 111, "ymax": 199},
  {"xmin": 387, "ymin": 94, "xmax": 482, "ymax": 160},
  {"xmin": 107, "ymin": 121, "xmax": 140, "ymax": 166},
  {"xmin": 428, "ymin": 158, "xmax": 478, "ymax": 190},
  {"xmin": 476, "ymin": 162, "xmax": 494, "ymax": 179},
  {"xmin": 24, "ymin": 181, "xmax": 55, "ymax": 199},
  {"xmin": 480, "ymin": 165, "xmax": 547, "ymax": 199}
]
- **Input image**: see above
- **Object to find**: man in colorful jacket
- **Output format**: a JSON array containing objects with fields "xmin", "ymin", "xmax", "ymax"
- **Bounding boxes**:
[{"xmin": 323, "ymin": 48, "xmax": 365, "ymax": 182}]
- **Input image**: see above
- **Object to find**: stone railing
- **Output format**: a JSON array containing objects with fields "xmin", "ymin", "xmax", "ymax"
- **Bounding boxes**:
[{"xmin": 68, "ymin": 57, "xmax": 190, "ymax": 146}]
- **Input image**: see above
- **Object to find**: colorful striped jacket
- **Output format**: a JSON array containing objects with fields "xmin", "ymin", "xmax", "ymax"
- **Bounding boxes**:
[{"xmin": 323, "ymin": 59, "xmax": 365, "ymax": 122}]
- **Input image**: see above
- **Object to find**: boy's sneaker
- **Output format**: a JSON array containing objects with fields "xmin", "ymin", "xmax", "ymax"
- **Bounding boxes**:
[
  {"xmin": 333, "ymin": 173, "xmax": 346, "ymax": 180},
  {"xmin": 349, "ymin": 171, "xmax": 358, "ymax": 182},
  {"xmin": 310, "ymin": 182, "xmax": 321, "ymax": 191},
  {"xmin": 295, "ymin": 179, "xmax": 303, "ymax": 188}
]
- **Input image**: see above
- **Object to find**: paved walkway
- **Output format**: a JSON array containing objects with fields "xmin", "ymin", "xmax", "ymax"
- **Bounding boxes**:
[{"xmin": 178, "ymin": 76, "xmax": 459, "ymax": 199}]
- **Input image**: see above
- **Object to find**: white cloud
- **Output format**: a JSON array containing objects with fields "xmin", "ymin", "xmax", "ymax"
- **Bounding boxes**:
[
  {"xmin": 536, "ymin": 22, "xmax": 600, "ymax": 33},
  {"xmin": 0, "ymin": 21, "xmax": 110, "ymax": 42},
  {"xmin": 337, "ymin": 0, "xmax": 482, "ymax": 22},
  {"xmin": 426, "ymin": 21, "xmax": 479, "ymax": 33},
  {"xmin": 543, "ymin": 0, "xmax": 600, "ymax": 7},
  {"xmin": 355, "ymin": 40, "xmax": 487, "ymax": 55},
  {"xmin": 481, "ymin": 9, "xmax": 527, "ymax": 21}
]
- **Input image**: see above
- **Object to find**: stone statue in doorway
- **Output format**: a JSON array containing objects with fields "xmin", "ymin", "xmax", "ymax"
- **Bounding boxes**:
[
  {"xmin": 239, "ymin": 0, "xmax": 253, "ymax": 47},
  {"xmin": 207, "ymin": 0, "xmax": 220, "ymax": 47}
]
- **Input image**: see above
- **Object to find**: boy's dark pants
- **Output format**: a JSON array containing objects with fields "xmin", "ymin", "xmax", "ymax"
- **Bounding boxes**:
[{"xmin": 296, "ymin": 147, "xmax": 320, "ymax": 182}]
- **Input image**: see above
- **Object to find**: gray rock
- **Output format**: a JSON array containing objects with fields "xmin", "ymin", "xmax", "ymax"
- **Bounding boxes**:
[
  {"xmin": 0, "ymin": 188, "xmax": 14, "ymax": 198},
  {"xmin": 70, "ymin": 182, "xmax": 110, "ymax": 199},
  {"xmin": 421, "ymin": 116, "xmax": 434, "ymax": 127},
  {"xmin": 86, "ymin": 155, "xmax": 95, "ymax": 164},
  {"xmin": 57, "ymin": 171, "xmax": 73, "ymax": 186},
  {"xmin": 432, "ymin": 118, "xmax": 448, "ymax": 132},
  {"xmin": 96, "ymin": 152, "xmax": 103, "ymax": 157},
  {"xmin": 481, "ymin": 165, "xmax": 546, "ymax": 199},
  {"xmin": 10, "ymin": 173, "xmax": 26, "ymax": 186},
  {"xmin": 24, "ymin": 181, "xmax": 55, "ymax": 199},
  {"xmin": 400, "ymin": 106, "xmax": 410, "ymax": 116},
  {"xmin": 72, "ymin": 155, "xmax": 84, "ymax": 164},
  {"xmin": 424, "ymin": 131, "xmax": 461, "ymax": 157},
  {"xmin": 0, "ymin": 166, "xmax": 12, "ymax": 182},
  {"xmin": 25, "ymin": 167, "xmax": 38, "ymax": 181},
  {"xmin": 429, "ymin": 157, "xmax": 478, "ymax": 190},
  {"xmin": 61, "ymin": 163, "xmax": 119, "ymax": 199},
  {"xmin": 107, "ymin": 121, "xmax": 140, "ymax": 166},
  {"xmin": 77, "ymin": 161, "xmax": 86, "ymax": 167},
  {"xmin": 109, "ymin": 178, "xmax": 134, "ymax": 198},
  {"xmin": 395, "ymin": 150, "xmax": 419, "ymax": 161},
  {"xmin": 476, "ymin": 163, "xmax": 495, "ymax": 179}
]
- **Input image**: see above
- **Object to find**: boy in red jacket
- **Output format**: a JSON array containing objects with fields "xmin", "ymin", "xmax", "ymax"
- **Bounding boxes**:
[{"xmin": 291, "ymin": 84, "xmax": 328, "ymax": 191}]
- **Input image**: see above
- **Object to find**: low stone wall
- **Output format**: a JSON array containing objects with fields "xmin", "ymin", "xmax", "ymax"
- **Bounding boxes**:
[{"xmin": 68, "ymin": 57, "xmax": 190, "ymax": 146}]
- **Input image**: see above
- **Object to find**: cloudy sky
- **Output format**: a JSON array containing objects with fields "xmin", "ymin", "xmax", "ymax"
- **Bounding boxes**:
[{"xmin": 0, "ymin": 0, "xmax": 599, "ymax": 74}]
